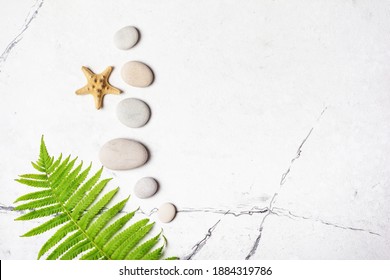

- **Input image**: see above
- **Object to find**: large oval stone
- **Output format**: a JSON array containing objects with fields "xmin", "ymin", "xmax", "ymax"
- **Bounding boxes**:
[{"xmin": 99, "ymin": 138, "xmax": 148, "ymax": 170}]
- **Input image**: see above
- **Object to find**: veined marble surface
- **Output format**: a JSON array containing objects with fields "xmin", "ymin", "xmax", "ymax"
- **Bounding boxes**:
[{"xmin": 0, "ymin": 0, "xmax": 389, "ymax": 260}]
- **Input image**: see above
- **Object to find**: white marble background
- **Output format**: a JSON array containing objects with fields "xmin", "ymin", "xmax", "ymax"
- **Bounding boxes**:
[{"xmin": 0, "ymin": 0, "xmax": 390, "ymax": 260}]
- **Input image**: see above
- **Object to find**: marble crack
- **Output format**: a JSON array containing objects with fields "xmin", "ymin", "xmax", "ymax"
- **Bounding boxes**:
[
  {"xmin": 280, "ymin": 127, "xmax": 313, "ymax": 185},
  {"xmin": 245, "ymin": 212, "xmax": 271, "ymax": 260},
  {"xmin": 135, "ymin": 206, "xmax": 270, "ymax": 217},
  {"xmin": 178, "ymin": 206, "xmax": 269, "ymax": 217},
  {"xmin": 3, "ymin": 204, "xmax": 269, "ymax": 218},
  {"xmin": 0, "ymin": 0, "xmax": 44, "ymax": 73},
  {"xmin": 246, "ymin": 106, "xmax": 328, "ymax": 259},
  {"xmin": 245, "ymin": 194, "xmax": 277, "ymax": 260},
  {"xmin": 272, "ymin": 207, "xmax": 381, "ymax": 236},
  {"xmin": 183, "ymin": 220, "xmax": 221, "ymax": 260},
  {"xmin": 136, "ymin": 208, "xmax": 158, "ymax": 216},
  {"xmin": 0, "ymin": 205, "xmax": 16, "ymax": 213},
  {"xmin": 280, "ymin": 106, "xmax": 327, "ymax": 186}
]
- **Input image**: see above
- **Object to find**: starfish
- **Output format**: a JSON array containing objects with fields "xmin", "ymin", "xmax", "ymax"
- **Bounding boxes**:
[{"xmin": 75, "ymin": 66, "xmax": 122, "ymax": 109}]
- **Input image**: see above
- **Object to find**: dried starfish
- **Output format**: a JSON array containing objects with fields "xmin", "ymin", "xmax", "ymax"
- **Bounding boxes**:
[{"xmin": 75, "ymin": 66, "xmax": 122, "ymax": 109}]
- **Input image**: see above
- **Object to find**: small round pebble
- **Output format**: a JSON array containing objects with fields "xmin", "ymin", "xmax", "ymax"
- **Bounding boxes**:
[
  {"xmin": 134, "ymin": 177, "xmax": 158, "ymax": 199},
  {"xmin": 121, "ymin": 61, "xmax": 154, "ymax": 88},
  {"xmin": 113, "ymin": 26, "xmax": 139, "ymax": 50},
  {"xmin": 158, "ymin": 203, "xmax": 177, "ymax": 223},
  {"xmin": 116, "ymin": 98, "xmax": 151, "ymax": 128}
]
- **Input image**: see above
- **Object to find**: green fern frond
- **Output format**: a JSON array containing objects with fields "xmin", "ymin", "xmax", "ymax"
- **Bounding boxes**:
[
  {"xmin": 46, "ymin": 231, "xmax": 84, "ymax": 260},
  {"xmin": 14, "ymin": 197, "xmax": 57, "ymax": 211},
  {"xmin": 126, "ymin": 233, "xmax": 161, "ymax": 260},
  {"xmin": 14, "ymin": 189, "xmax": 52, "ymax": 203},
  {"xmin": 64, "ymin": 167, "xmax": 102, "ymax": 211},
  {"xmin": 31, "ymin": 161, "xmax": 46, "ymax": 173},
  {"xmin": 79, "ymin": 248, "xmax": 102, "ymax": 260},
  {"xmin": 86, "ymin": 198, "xmax": 129, "ymax": 239},
  {"xmin": 15, "ymin": 178, "xmax": 49, "ymax": 188},
  {"xmin": 60, "ymin": 239, "xmax": 92, "ymax": 260},
  {"xmin": 104, "ymin": 219, "xmax": 149, "ymax": 257},
  {"xmin": 71, "ymin": 178, "xmax": 112, "ymax": 219},
  {"xmin": 112, "ymin": 222, "xmax": 155, "ymax": 260},
  {"xmin": 15, "ymin": 204, "xmax": 62, "ymax": 221},
  {"xmin": 38, "ymin": 222, "xmax": 77, "ymax": 259},
  {"xmin": 47, "ymin": 154, "xmax": 62, "ymax": 174},
  {"xmin": 94, "ymin": 211, "xmax": 136, "ymax": 246},
  {"xmin": 19, "ymin": 174, "xmax": 48, "ymax": 180},
  {"xmin": 57, "ymin": 162, "xmax": 87, "ymax": 201},
  {"xmin": 142, "ymin": 246, "xmax": 164, "ymax": 260},
  {"xmin": 22, "ymin": 214, "xmax": 69, "ymax": 237},
  {"xmin": 14, "ymin": 136, "xmax": 176, "ymax": 260}
]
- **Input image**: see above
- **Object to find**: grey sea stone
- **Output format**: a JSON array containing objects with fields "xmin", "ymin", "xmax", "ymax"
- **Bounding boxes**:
[
  {"xmin": 116, "ymin": 98, "xmax": 151, "ymax": 128},
  {"xmin": 134, "ymin": 177, "xmax": 158, "ymax": 199},
  {"xmin": 113, "ymin": 26, "xmax": 139, "ymax": 50},
  {"xmin": 99, "ymin": 138, "xmax": 148, "ymax": 170}
]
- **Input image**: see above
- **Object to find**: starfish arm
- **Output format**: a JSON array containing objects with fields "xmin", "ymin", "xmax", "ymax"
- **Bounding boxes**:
[
  {"xmin": 102, "ymin": 66, "xmax": 113, "ymax": 77},
  {"xmin": 75, "ymin": 85, "xmax": 90, "ymax": 95},
  {"xmin": 81, "ymin": 66, "xmax": 95, "ymax": 79},
  {"xmin": 92, "ymin": 93, "xmax": 104, "ymax": 110},
  {"xmin": 105, "ymin": 84, "xmax": 122, "ymax": 94}
]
